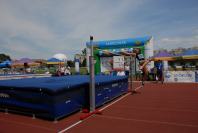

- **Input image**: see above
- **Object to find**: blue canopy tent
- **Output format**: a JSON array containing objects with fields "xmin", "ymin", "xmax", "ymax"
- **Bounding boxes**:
[
  {"xmin": 0, "ymin": 60, "xmax": 12, "ymax": 68},
  {"xmin": 154, "ymin": 51, "xmax": 174, "ymax": 57},
  {"xmin": 47, "ymin": 58, "xmax": 64, "ymax": 65},
  {"xmin": 181, "ymin": 49, "xmax": 198, "ymax": 56}
]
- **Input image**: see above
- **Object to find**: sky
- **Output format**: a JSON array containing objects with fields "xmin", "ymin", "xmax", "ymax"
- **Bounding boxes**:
[{"xmin": 0, "ymin": 0, "xmax": 198, "ymax": 60}]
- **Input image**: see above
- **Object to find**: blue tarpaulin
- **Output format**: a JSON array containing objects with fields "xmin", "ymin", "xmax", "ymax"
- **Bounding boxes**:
[{"xmin": 0, "ymin": 60, "xmax": 12, "ymax": 68}]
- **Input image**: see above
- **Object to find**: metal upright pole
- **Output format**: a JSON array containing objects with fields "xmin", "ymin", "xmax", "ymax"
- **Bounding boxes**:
[
  {"xmin": 161, "ymin": 61, "xmax": 164, "ymax": 84},
  {"xmin": 130, "ymin": 55, "xmax": 133, "ymax": 92},
  {"xmin": 135, "ymin": 57, "xmax": 137, "ymax": 80},
  {"xmin": 89, "ymin": 36, "xmax": 95, "ymax": 112}
]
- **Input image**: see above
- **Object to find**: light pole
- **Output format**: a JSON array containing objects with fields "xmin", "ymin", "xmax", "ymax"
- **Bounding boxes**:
[
  {"xmin": 129, "ymin": 55, "xmax": 133, "ymax": 92},
  {"xmin": 89, "ymin": 36, "xmax": 95, "ymax": 112}
]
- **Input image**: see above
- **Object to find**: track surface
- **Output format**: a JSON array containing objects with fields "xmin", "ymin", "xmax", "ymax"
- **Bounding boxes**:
[{"xmin": 1, "ymin": 82, "xmax": 198, "ymax": 133}]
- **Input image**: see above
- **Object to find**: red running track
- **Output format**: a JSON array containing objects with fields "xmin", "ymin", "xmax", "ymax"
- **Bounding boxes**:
[{"xmin": 0, "ymin": 82, "xmax": 198, "ymax": 133}]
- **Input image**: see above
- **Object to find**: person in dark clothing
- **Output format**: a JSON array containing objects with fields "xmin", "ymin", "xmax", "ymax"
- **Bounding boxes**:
[
  {"xmin": 153, "ymin": 67, "xmax": 158, "ymax": 81},
  {"xmin": 155, "ymin": 61, "xmax": 164, "ymax": 84}
]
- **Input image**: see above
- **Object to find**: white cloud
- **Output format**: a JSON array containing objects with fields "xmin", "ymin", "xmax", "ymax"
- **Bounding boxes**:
[
  {"xmin": 0, "ymin": 2, "xmax": 56, "ymax": 42},
  {"xmin": 2, "ymin": 41, "xmax": 43, "ymax": 59},
  {"xmin": 0, "ymin": 0, "xmax": 197, "ymax": 59},
  {"xmin": 156, "ymin": 35, "xmax": 198, "ymax": 50},
  {"xmin": 0, "ymin": 0, "xmax": 146, "ymax": 59},
  {"xmin": 194, "ymin": 29, "xmax": 198, "ymax": 34},
  {"xmin": 195, "ymin": 35, "xmax": 198, "ymax": 39}
]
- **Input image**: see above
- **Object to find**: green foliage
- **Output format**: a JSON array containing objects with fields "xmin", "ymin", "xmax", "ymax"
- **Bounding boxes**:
[
  {"xmin": 33, "ymin": 68, "xmax": 47, "ymax": 74},
  {"xmin": 0, "ymin": 54, "xmax": 11, "ymax": 63},
  {"xmin": 81, "ymin": 48, "xmax": 86, "ymax": 55},
  {"xmin": 80, "ymin": 58, "xmax": 86, "ymax": 67},
  {"xmin": 70, "ymin": 67, "xmax": 88, "ymax": 75},
  {"xmin": 67, "ymin": 60, "xmax": 74, "ymax": 67},
  {"xmin": 49, "ymin": 67, "xmax": 57, "ymax": 74},
  {"xmin": 80, "ymin": 67, "xmax": 88, "ymax": 75},
  {"xmin": 82, "ymin": 58, "xmax": 86, "ymax": 67}
]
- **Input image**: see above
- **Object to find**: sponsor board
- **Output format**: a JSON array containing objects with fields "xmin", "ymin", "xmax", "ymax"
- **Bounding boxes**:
[
  {"xmin": 164, "ymin": 71, "xmax": 195, "ymax": 82},
  {"xmin": 113, "ymin": 56, "xmax": 125, "ymax": 70},
  {"xmin": 100, "ymin": 57, "xmax": 113, "ymax": 72},
  {"xmin": 0, "ymin": 93, "xmax": 10, "ymax": 98}
]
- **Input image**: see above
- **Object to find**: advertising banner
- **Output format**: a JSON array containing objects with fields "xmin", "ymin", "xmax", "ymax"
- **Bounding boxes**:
[
  {"xmin": 100, "ymin": 57, "xmax": 113, "ymax": 73},
  {"xmin": 86, "ymin": 36, "xmax": 151, "ymax": 49},
  {"xmin": 164, "ymin": 71, "xmax": 196, "ymax": 83},
  {"xmin": 113, "ymin": 56, "xmax": 125, "ymax": 70}
]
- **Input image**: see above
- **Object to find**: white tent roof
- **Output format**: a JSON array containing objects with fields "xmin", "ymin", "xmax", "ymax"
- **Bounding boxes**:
[{"xmin": 53, "ymin": 53, "xmax": 67, "ymax": 62}]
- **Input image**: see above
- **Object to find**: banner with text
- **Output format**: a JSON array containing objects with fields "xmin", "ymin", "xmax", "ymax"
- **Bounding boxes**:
[
  {"xmin": 113, "ymin": 56, "xmax": 125, "ymax": 71},
  {"xmin": 164, "ymin": 71, "xmax": 196, "ymax": 83}
]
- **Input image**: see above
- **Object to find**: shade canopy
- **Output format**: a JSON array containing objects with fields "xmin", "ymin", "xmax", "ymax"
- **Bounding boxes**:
[
  {"xmin": 154, "ymin": 51, "xmax": 173, "ymax": 57},
  {"xmin": 181, "ymin": 49, "xmax": 198, "ymax": 56},
  {"xmin": 0, "ymin": 60, "xmax": 12, "ymax": 68},
  {"xmin": 53, "ymin": 53, "xmax": 67, "ymax": 62},
  {"xmin": 47, "ymin": 58, "xmax": 64, "ymax": 65}
]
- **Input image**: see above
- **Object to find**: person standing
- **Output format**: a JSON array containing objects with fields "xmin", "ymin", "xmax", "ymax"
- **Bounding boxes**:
[
  {"xmin": 117, "ymin": 70, "xmax": 126, "ymax": 76},
  {"xmin": 156, "ymin": 60, "xmax": 164, "ymax": 84},
  {"xmin": 64, "ymin": 67, "xmax": 71, "ymax": 75},
  {"xmin": 153, "ymin": 66, "xmax": 158, "ymax": 81}
]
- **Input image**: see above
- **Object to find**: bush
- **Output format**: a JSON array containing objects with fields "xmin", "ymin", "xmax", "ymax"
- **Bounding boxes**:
[{"xmin": 70, "ymin": 67, "xmax": 88, "ymax": 75}]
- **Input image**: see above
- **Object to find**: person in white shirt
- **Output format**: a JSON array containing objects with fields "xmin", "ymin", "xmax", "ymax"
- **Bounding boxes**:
[
  {"xmin": 117, "ymin": 70, "xmax": 125, "ymax": 76},
  {"xmin": 64, "ymin": 67, "xmax": 71, "ymax": 75}
]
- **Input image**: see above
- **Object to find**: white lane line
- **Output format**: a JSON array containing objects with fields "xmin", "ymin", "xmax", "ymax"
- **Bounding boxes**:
[
  {"xmin": 0, "ymin": 118, "xmax": 54, "ymax": 131},
  {"xmin": 97, "ymin": 115, "xmax": 198, "ymax": 128},
  {"xmin": 58, "ymin": 121, "xmax": 82, "ymax": 133},
  {"xmin": 99, "ymin": 93, "xmax": 131, "ymax": 112},
  {"xmin": 58, "ymin": 85, "xmax": 142, "ymax": 133},
  {"xmin": 99, "ymin": 85, "xmax": 143, "ymax": 112},
  {"xmin": 134, "ymin": 85, "xmax": 143, "ymax": 91},
  {"xmin": 111, "ymin": 105, "xmax": 198, "ymax": 113}
]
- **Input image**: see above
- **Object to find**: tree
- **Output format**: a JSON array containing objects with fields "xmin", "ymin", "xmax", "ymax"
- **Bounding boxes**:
[
  {"xmin": 81, "ymin": 58, "xmax": 86, "ymax": 67},
  {"xmin": 0, "ymin": 54, "xmax": 11, "ymax": 63},
  {"xmin": 67, "ymin": 60, "xmax": 74, "ymax": 67},
  {"xmin": 81, "ymin": 48, "xmax": 86, "ymax": 55}
]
